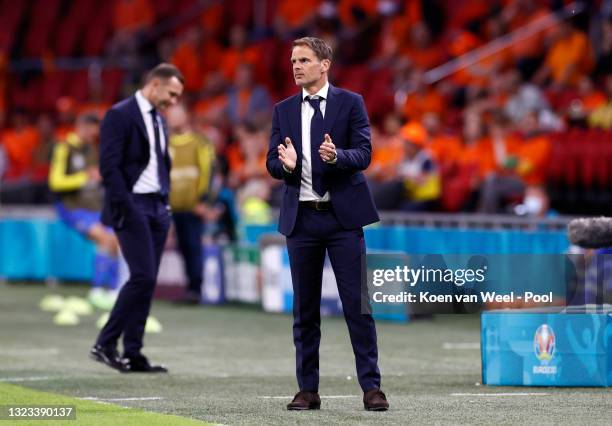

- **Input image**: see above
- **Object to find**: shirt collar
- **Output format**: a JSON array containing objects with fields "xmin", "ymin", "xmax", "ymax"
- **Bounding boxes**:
[
  {"xmin": 302, "ymin": 81, "xmax": 329, "ymax": 101},
  {"xmin": 135, "ymin": 90, "xmax": 155, "ymax": 115}
]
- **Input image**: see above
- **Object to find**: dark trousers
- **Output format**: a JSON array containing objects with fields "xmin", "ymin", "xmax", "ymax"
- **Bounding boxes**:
[
  {"xmin": 172, "ymin": 211, "xmax": 203, "ymax": 295},
  {"xmin": 96, "ymin": 193, "xmax": 170, "ymax": 356},
  {"xmin": 286, "ymin": 206, "xmax": 381, "ymax": 393},
  {"xmin": 478, "ymin": 174, "xmax": 525, "ymax": 213}
]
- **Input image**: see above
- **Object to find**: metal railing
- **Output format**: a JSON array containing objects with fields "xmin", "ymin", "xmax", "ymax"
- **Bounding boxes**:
[{"xmin": 0, "ymin": 206, "xmax": 574, "ymax": 231}]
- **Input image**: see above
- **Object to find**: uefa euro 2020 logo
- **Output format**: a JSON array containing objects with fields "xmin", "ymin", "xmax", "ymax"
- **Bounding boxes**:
[{"xmin": 534, "ymin": 324, "xmax": 556, "ymax": 362}]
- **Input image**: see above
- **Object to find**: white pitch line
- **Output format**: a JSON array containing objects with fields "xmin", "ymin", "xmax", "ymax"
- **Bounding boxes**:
[
  {"xmin": 0, "ymin": 376, "xmax": 53, "ymax": 382},
  {"xmin": 442, "ymin": 342, "xmax": 480, "ymax": 350},
  {"xmin": 260, "ymin": 395, "xmax": 359, "ymax": 399},
  {"xmin": 81, "ymin": 397, "xmax": 164, "ymax": 402},
  {"xmin": 451, "ymin": 393, "xmax": 550, "ymax": 397},
  {"xmin": 0, "ymin": 348, "xmax": 60, "ymax": 356}
]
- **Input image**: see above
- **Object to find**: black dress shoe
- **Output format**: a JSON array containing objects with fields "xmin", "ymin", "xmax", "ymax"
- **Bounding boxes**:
[
  {"xmin": 287, "ymin": 391, "xmax": 320, "ymax": 410},
  {"xmin": 123, "ymin": 354, "xmax": 168, "ymax": 373},
  {"xmin": 363, "ymin": 388, "xmax": 389, "ymax": 411},
  {"xmin": 90, "ymin": 345, "xmax": 130, "ymax": 373}
]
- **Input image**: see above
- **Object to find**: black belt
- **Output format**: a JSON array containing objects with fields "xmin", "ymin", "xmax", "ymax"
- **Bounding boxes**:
[
  {"xmin": 300, "ymin": 200, "xmax": 332, "ymax": 211},
  {"xmin": 133, "ymin": 192, "xmax": 166, "ymax": 201}
]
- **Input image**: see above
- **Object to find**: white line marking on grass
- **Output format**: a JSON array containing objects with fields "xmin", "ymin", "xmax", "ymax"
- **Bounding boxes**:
[
  {"xmin": 81, "ymin": 397, "xmax": 164, "ymax": 402},
  {"xmin": 442, "ymin": 342, "xmax": 480, "ymax": 350},
  {"xmin": 451, "ymin": 393, "xmax": 550, "ymax": 397},
  {"xmin": 0, "ymin": 348, "xmax": 60, "ymax": 356},
  {"xmin": 0, "ymin": 376, "xmax": 53, "ymax": 382},
  {"xmin": 260, "ymin": 395, "xmax": 359, "ymax": 399}
]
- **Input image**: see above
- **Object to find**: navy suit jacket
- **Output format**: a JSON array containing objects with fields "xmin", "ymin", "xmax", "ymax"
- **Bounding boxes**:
[
  {"xmin": 99, "ymin": 96, "xmax": 171, "ymax": 229},
  {"xmin": 266, "ymin": 84, "xmax": 379, "ymax": 236}
]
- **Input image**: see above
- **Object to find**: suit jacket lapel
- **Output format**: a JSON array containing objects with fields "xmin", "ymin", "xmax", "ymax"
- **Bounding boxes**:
[
  {"xmin": 323, "ymin": 84, "xmax": 342, "ymax": 135},
  {"xmin": 129, "ymin": 96, "xmax": 150, "ymax": 144},
  {"xmin": 289, "ymin": 93, "xmax": 302, "ymax": 163}
]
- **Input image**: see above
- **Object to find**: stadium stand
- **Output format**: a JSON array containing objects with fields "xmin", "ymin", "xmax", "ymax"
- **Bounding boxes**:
[{"xmin": 1, "ymin": 0, "xmax": 610, "ymax": 220}]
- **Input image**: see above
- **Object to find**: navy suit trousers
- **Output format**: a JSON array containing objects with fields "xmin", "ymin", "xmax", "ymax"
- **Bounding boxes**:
[
  {"xmin": 97, "ymin": 193, "xmax": 170, "ymax": 356},
  {"xmin": 286, "ymin": 205, "xmax": 381, "ymax": 392}
]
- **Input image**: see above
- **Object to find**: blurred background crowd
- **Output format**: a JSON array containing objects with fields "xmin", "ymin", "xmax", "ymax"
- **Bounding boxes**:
[{"xmin": 1, "ymin": 0, "xmax": 612, "ymax": 234}]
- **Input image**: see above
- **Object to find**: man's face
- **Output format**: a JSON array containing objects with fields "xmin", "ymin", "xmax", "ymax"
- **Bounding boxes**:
[
  {"xmin": 78, "ymin": 122, "xmax": 99, "ymax": 144},
  {"xmin": 151, "ymin": 76, "xmax": 184, "ymax": 110},
  {"xmin": 291, "ymin": 45, "xmax": 329, "ymax": 88},
  {"xmin": 166, "ymin": 104, "xmax": 189, "ymax": 133}
]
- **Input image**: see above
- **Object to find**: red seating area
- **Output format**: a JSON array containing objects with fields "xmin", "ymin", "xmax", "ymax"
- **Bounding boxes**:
[
  {"xmin": 11, "ymin": 69, "xmax": 124, "ymax": 112},
  {"xmin": 547, "ymin": 129, "xmax": 612, "ymax": 213}
]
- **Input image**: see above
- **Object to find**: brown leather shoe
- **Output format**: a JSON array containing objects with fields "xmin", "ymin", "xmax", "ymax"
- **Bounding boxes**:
[
  {"xmin": 363, "ymin": 389, "xmax": 389, "ymax": 411},
  {"xmin": 287, "ymin": 391, "xmax": 321, "ymax": 410}
]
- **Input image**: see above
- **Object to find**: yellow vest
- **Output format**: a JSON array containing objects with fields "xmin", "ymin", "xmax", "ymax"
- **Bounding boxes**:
[{"xmin": 168, "ymin": 132, "xmax": 215, "ymax": 211}]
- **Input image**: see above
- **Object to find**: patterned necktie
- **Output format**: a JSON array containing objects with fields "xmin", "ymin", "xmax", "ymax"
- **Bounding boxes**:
[
  {"xmin": 150, "ymin": 108, "xmax": 169, "ymax": 195},
  {"xmin": 306, "ymin": 96, "xmax": 327, "ymax": 196}
]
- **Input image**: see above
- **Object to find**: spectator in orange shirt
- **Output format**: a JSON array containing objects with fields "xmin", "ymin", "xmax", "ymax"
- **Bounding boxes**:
[
  {"xmin": 109, "ymin": 0, "xmax": 155, "ymax": 58},
  {"xmin": 511, "ymin": 111, "xmax": 551, "ymax": 187},
  {"xmin": 552, "ymin": 76, "xmax": 607, "ymax": 126},
  {"xmin": 113, "ymin": 0, "xmax": 154, "ymax": 33},
  {"xmin": 31, "ymin": 114, "xmax": 56, "ymax": 184},
  {"xmin": 533, "ymin": 20, "xmax": 594, "ymax": 89},
  {"xmin": 422, "ymin": 112, "xmax": 463, "ymax": 166},
  {"xmin": 1, "ymin": 111, "xmax": 40, "ymax": 181},
  {"xmin": 225, "ymin": 63, "xmax": 272, "ymax": 126},
  {"xmin": 219, "ymin": 26, "xmax": 260, "ymax": 82},
  {"xmin": 274, "ymin": 0, "xmax": 322, "ymax": 38},
  {"xmin": 401, "ymin": 21, "xmax": 447, "ymax": 70},
  {"xmin": 478, "ymin": 111, "xmax": 550, "ymax": 213},
  {"xmin": 77, "ymin": 83, "xmax": 112, "ymax": 120},
  {"xmin": 401, "ymin": 69, "xmax": 445, "ymax": 121},
  {"xmin": 454, "ymin": 15, "xmax": 512, "ymax": 92},
  {"xmin": 227, "ymin": 121, "xmax": 269, "ymax": 188},
  {"xmin": 170, "ymin": 28, "xmax": 206, "ymax": 93},
  {"xmin": 194, "ymin": 72, "xmax": 229, "ymax": 128},
  {"xmin": 368, "ymin": 113, "xmax": 404, "ymax": 182},
  {"xmin": 460, "ymin": 108, "xmax": 496, "ymax": 184},
  {"xmin": 502, "ymin": 0, "xmax": 552, "ymax": 79}
]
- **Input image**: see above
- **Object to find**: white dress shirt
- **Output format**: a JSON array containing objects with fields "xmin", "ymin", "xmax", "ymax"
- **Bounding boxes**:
[
  {"xmin": 132, "ymin": 90, "xmax": 166, "ymax": 194},
  {"xmin": 299, "ymin": 81, "xmax": 330, "ymax": 201}
]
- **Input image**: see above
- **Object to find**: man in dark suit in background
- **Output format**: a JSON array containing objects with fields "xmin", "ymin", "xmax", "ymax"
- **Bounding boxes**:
[
  {"xmin": 90, "ymin": 63, "xmax": 184, "ymax": 373},
  {"xmin": 266, "ymin": 37, "xmax": 389, "ymax": 411}
]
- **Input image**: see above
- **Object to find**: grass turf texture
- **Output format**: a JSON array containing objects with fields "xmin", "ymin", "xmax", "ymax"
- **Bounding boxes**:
[
  {"xmin": 0, "ymin": 383, "xmax": 208, "ymax": 425},
  {"xmin": 0, "ymin": 282, "xmax": 610, "ymax": 425}
]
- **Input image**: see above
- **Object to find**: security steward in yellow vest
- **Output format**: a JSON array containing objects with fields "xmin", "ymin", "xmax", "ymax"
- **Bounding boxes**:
[{"xmin": 167, "ymin": 105, "xmax": 215, "ymax": 303}]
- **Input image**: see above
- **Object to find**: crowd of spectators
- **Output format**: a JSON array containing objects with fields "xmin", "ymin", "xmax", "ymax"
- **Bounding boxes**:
[{"xmin": 1, "ymin": 0, "xmax": 611, "ymax": 221}]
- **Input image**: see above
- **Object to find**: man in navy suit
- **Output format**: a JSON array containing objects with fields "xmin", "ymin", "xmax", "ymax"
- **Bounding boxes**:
[
  {"xmin": 90, "ymin": 64, "xmax": 184, "ymax": 373},
  {"xmin": 266, "ymin": 37, "xmax": 389, "ymax": 411}
]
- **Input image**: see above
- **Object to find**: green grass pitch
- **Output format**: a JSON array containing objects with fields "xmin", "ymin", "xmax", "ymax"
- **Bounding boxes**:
[{"xmin": 0, "ymin": 282, "xmax": 609, "ymax": 425}]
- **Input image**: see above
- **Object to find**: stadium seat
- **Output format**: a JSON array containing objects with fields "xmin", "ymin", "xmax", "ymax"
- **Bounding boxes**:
[
  {"xmin": 66, "ymin": 70, "xmax": 90, "ymax": 103},
  {"xmin": 101, "ymin": 69, "xmax": 125, "ymax": 103},
  {"xmin": 0, "ymin": 0, "xmax": 26, "ymax": 51},
  {"xmin": 54, "ymin": 18, "xmax": 81, "ymax": 56},
  {"xmin": 82, "ymin": 2, "xmax": 112, "ymax": 56},
  {"xmin": 24, "ymin": 0, "xmax": 61, "ymax": 57}
]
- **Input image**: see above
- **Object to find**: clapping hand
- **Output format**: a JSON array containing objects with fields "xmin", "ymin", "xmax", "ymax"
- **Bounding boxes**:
[
  {"xmin": 278, "ymin": 137, "xmax": 297, "ymax": 172},
  {"xmin": 319, "ymin": 134, "xmax": 336, "ymax": 163}
]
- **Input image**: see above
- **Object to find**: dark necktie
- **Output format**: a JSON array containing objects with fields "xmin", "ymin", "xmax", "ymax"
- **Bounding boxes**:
[
  {"xmin": 150, "ymin": 108, "xmax": 169, "ymax": 195},
  {"xmin": 306, "ymin": 96, "xmax": 327, "ymax": 196}
]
